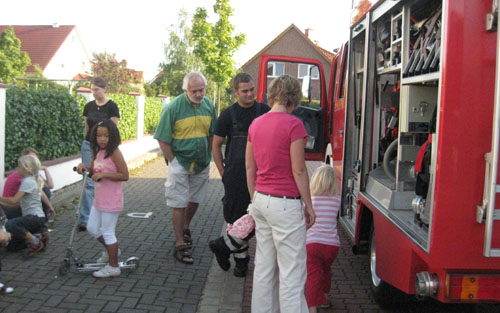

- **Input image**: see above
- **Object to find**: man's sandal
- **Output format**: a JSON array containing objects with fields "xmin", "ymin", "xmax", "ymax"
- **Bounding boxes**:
[
  {"xmin": 173, "ymin": 244, "xmax": 193, "ymax": 264},
  {"xmin": 183, "ymin": 229, "xmax": 193, "ymax": 246}
]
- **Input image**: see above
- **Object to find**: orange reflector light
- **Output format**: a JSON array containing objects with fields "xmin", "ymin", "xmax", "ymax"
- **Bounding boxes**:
[{"xmin": 448, "ymin": 274, "xmax": 500, "ymax": 301}]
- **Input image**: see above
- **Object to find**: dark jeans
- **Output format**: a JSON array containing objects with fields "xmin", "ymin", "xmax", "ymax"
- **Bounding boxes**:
[{"xmin": 6, "ymin": 214, "xmax": 46, "ymax": 242}]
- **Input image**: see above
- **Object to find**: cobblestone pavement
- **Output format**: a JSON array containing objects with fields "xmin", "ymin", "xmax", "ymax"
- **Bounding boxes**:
[
  {"xmin": 0, "ymin": 158, "xmax": 499, "ymax": 313},
  {"xmin": 0, "ymin": 157, "xmax": 226, "ymax": 313}
]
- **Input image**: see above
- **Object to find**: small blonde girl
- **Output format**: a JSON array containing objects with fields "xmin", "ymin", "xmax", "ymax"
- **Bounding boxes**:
[
  {"xmin": 0, "ymin": 155, "xmax": 47, "ymax": 257},
  {"xmin": 306, "ymin": 165, "xmax": 341, "ymax": 313}
]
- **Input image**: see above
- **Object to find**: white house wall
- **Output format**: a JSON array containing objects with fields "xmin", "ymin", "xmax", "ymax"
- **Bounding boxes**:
[{"xmin": 43, "ymin": 29, "xmax": 91, "ymax": 80}]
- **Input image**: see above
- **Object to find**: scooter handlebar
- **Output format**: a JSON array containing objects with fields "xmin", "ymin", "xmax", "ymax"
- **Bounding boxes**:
[{"xmin": 73, "ymin": 167, "xmax": 101, "ymax": 181}]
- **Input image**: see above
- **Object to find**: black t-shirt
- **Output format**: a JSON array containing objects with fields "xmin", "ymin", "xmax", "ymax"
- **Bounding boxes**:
[
  {"xmin": 83, "ymin": 100, "xmax": 120, "ymax": 141},
  {"xmin": 214, "ymin": 101, "xmax": 270, "ymax": 157}
]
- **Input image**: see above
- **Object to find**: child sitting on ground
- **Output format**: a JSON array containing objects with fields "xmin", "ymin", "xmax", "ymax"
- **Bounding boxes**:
[
  {"xmin": 2, "ymin": 147, "xmax": 56, "ymax": 220},
  {"xmin": 0, "ymin": 155, "xmax": 49, "ymax": 257}
]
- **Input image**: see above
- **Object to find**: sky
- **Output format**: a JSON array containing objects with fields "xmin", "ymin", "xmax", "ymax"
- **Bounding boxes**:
[{"xmin": 1, "ymin": 0, "xmax": 353, "ymax": 81}]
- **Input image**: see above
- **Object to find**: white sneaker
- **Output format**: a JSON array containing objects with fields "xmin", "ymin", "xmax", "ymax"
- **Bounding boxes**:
[
  {"xmin": 92, "ymin": 265, "xmax": 121, "ymax": 278},
  {"xmin": 96, "ymin": 249, "xmax": 121, "ymax": 263}
]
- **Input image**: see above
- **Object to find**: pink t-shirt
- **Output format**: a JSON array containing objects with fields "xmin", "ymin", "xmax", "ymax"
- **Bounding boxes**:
[
  {"xmin": 3, "ymin": 170, "xmax": 23, "ymax": 197},
  {"xmin": 248, "ymin": 112, "xmax": 308, "ymax": 197},
  {"xmin": 93, "ymin": 150, "xmax": 123, "ymax": 212}
]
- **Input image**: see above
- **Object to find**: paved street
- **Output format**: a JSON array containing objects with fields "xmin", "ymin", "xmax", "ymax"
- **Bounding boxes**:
[
  {"xmin": 0, "ymin": 157, "xmax": 499, "ymax": 312},
  {"xmin": 0, "ymin": 157, "xmax": 226, "ymax": 313}
]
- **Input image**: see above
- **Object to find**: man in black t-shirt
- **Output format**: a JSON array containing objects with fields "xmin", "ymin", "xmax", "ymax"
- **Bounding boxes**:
[{"xmin": 210, "ymin": 73, "xmax": 270, "ymax": 277}]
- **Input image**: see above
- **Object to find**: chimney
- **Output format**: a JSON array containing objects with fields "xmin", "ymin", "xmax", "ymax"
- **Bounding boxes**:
[{"xmin": 305, "ymin": 28, "xmax": 310, "ymax": 38}]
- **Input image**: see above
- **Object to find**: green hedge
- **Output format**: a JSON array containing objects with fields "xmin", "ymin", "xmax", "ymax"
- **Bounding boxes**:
[
  {"xmin": 5, "ymin": 88, "xmax": 163, "ymax": 171},
  {"xmin": 5, "ymin": 87, "xmax": 83, "ymax": 170},
  {"xmin": 97, "ymin": 94, "xmax": 163, "ymax": 141},
  {"xmin": 107, "ymin": 93, "xmax": 138, "ymax": 141},
  {"xmin": 144, "ymin": 97, "xmax": 163, "ymax": 134}
]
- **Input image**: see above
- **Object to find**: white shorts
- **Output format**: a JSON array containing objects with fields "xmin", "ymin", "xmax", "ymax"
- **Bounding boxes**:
[{"xmin": 165, "ymin": 157, "xmax": 210, "ymax": 208}]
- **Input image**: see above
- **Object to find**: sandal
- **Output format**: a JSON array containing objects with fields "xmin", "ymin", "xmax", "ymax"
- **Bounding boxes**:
[
  {"xmin": 173, "ymin": 244, "xmax": 193, "ymax": 264},
  {"xmin": 183, "ymin": 229, "xmax": 193, "ymax": 246}
]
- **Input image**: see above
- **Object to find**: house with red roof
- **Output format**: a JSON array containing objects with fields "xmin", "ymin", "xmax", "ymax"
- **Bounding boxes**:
[
  {"xmin": 241, "ymin": 24, "xmax": 335, "ymax": 101},
  {"xmin": 0, "ymin": 25, "xmax": 91, "ymax": 81}
]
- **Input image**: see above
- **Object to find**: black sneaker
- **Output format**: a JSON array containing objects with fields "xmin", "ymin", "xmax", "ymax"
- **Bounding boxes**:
[
  {"xmin": 233, "ymin": 256, "xmax": 250, "ymax": 277},
  {"xmin": 209, "ymin": 237, "xmax": 231, "ymax": 271},
  {"xmin": 78, "ymin": 222, "xmax": 87, "ymax": 232}
]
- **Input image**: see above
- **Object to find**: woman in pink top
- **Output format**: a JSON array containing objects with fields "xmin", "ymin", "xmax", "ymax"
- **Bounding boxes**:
[
  {"xmin": 77, "ymin": 120, "xmax": 129, "ymax": 278},
  {"xmin": 246, "ymin": 75, "xmax": 315, "ymax": 313},
  {"xmin": 305, "ymin": 165, "xmax": 340, "ymax": 312}
]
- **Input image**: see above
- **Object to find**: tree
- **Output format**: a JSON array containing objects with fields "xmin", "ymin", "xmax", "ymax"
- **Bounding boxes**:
[
  {"xmin": 352, "ymin": 0, "xmax": 372, "ymax": 25},
  {"xmin": 0, "ymin": 27, "xmax": 31, "ymax": 84},
  {"xmin": 192, "ymin": 0, "xmax": 245, "ymax": 113},
  {"xmin": 90, "ymin": 52, "xmax": 140, "ymax": 94},
  {"xmin": 156, "ymin": 10, "xmax": 204, "ymax": 97}
]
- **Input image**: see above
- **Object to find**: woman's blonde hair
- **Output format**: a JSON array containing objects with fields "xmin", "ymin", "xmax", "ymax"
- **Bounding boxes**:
[
  {"xmin": 310, "ymin": 165, "xmax": 338, "ymax": 196},
  {"xmin": 268, "ymin": 75, "xmax": 302, "ymax": 108},
  {"xmin": 18, "ymin": 154, "xmax": 43, "ymax": 195}
]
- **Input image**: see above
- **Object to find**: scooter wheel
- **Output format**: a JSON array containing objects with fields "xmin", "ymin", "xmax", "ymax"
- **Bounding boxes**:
[
  {"xmin": 125, "ymin": 258, "xmax": 139, "ymax": 272},
  {"xmin": 58, "ymin": 262, "xmax": 70, "ymax": 276}
]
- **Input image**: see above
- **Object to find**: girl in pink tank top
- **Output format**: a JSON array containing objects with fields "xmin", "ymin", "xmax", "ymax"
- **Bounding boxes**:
[{"xmin": 76, "ymin": 120, "xmax": 129, "ymax": 278}]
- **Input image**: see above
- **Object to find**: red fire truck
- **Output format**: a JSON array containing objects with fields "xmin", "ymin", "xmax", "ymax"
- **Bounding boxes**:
[{"xmin": 257, "ymin": 0, "xmax": 500, "ymax": 305}]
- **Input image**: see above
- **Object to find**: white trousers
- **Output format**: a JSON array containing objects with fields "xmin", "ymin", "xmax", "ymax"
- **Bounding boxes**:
[
  {"xmin": 87, "ymin": 206, "xmax": 119, "ymax": 245},
  {"xmin": 249, "ymin": 192, "xmax": 308, "ymax": 313}
]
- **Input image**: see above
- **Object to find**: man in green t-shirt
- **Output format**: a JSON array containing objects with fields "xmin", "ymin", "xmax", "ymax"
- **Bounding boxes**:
[{"xmin": 154, "ymin": 72, "xmax": 216, "ymax": 264}]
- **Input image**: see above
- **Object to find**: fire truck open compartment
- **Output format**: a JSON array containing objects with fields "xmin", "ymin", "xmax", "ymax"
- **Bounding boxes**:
[{"xmin": 342, "ymin": 0, "xmax": 442, "ymax": 251}]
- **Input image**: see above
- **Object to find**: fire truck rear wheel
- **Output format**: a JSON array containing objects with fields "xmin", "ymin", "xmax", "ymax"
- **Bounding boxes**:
[{"xmin": 369, "ymin": 228, "xmax": 406, "ymax": 308}]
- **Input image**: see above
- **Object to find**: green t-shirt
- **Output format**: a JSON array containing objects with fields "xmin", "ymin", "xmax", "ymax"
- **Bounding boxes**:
[{"xmin": 154, "ymin": 93, "xmax": 217, "ymax": 173}]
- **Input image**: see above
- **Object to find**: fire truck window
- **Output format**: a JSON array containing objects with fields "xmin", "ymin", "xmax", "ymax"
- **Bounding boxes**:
[
  {"xmin": 298, "ymin": 64, "xmax": 320, "ymax": 80},
  {"xmin": 267, "ymin": 62, "xmax": 285, "ymax": 77}
]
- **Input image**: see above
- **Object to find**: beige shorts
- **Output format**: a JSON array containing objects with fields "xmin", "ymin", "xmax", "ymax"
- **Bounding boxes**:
[{"xmin": 164, "ymin": 157, "xmax": 209, "ymax": 208}]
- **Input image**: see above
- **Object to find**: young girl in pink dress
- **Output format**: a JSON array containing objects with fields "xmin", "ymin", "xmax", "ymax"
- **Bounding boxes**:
[
  {"xmin": 77, "ymin": 119, "xmax": 129, "ymax": 278},
  {"xmin": 306, "ymin": 165, "xmax": 341, "ymax": 312}
]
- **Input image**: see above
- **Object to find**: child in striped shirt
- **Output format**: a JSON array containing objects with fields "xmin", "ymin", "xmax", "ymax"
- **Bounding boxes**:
[{"xmin": 306, "ymin": 165, "xmax": 341, "ymax": 312}]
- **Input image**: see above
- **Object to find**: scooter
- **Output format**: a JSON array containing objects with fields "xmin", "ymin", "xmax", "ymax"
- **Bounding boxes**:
[{"xmin": 58, "ymin": 168, "xmax": 139, "ymax": 276}]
